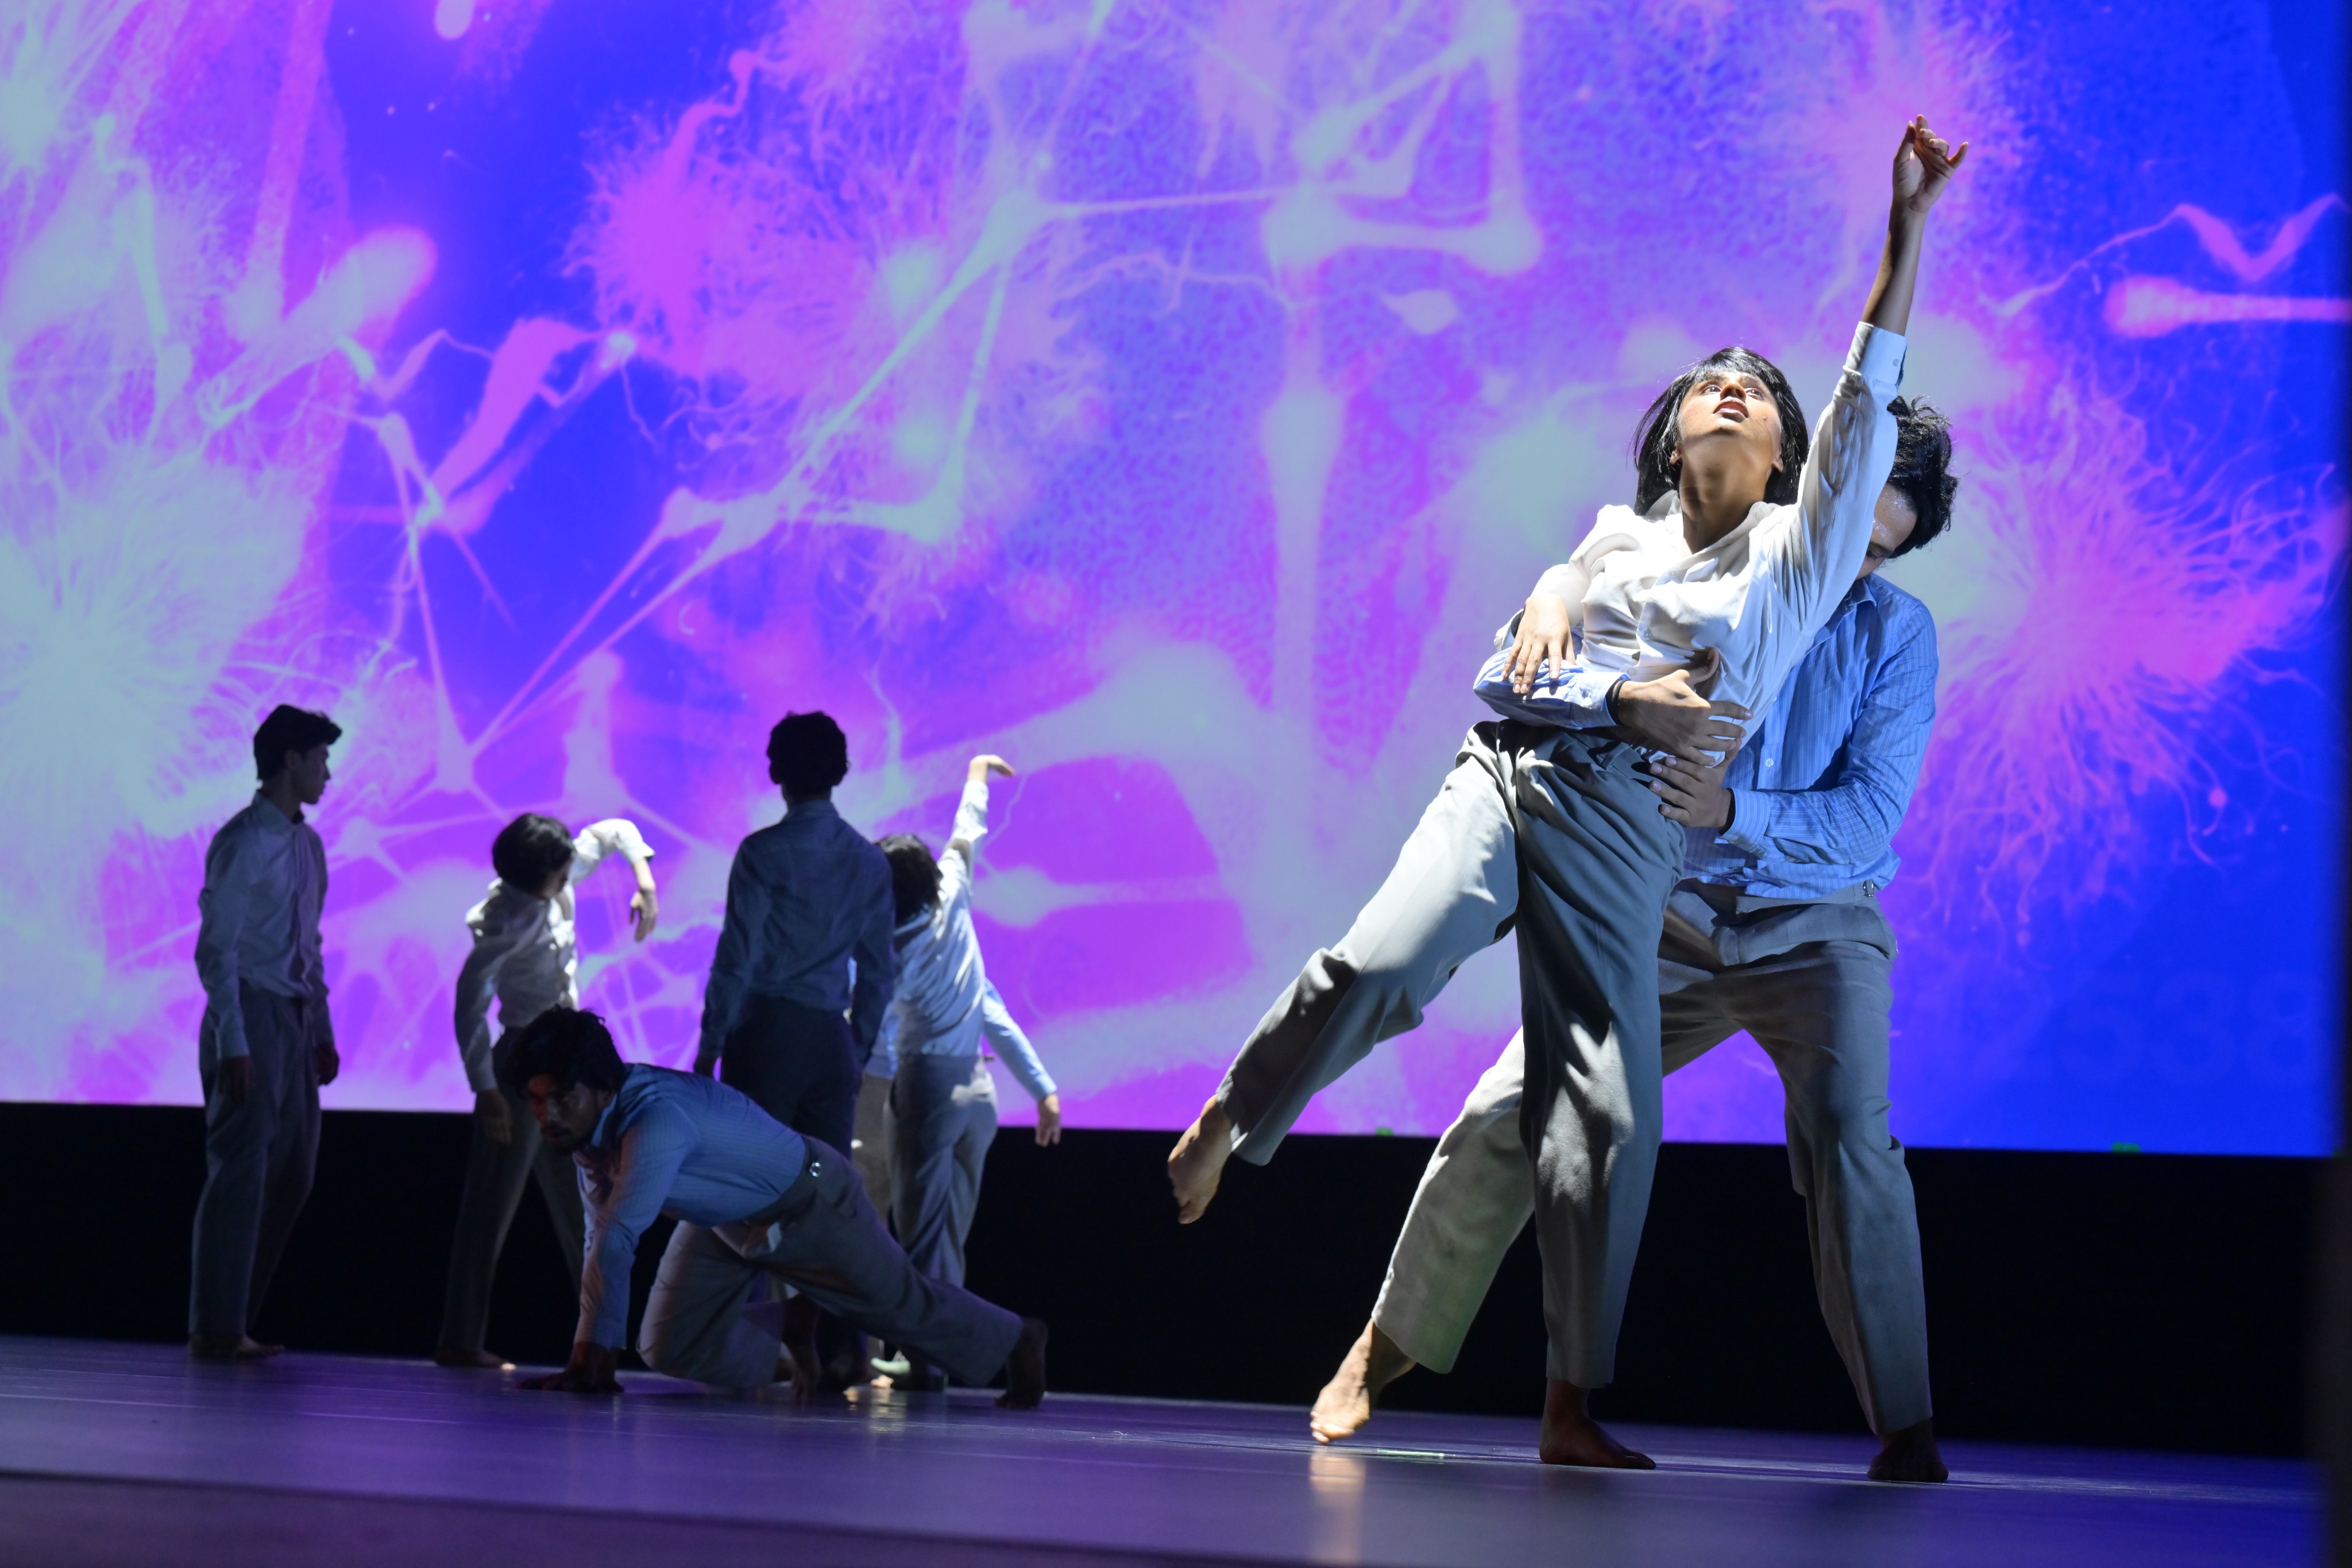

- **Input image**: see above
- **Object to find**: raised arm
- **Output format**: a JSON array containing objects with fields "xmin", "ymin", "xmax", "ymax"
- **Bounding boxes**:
[
  {"xmin": 570, "ymin": 818, "xmax": 659, "ymax": 942},
  {"xmin": 939, "ymin": 755, "xmax": 1012, "ymax": 905},
  {"xmin": 1750, "ymin": 119, "xmax": 1965, "ymax": 676}
]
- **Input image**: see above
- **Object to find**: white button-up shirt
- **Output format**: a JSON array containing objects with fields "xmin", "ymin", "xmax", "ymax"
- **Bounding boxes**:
[
  {"xmin": 453, "ymin": 819, "xmax": 654, "ymax": 1094},
  {"xmin": 1477, "ymin": 322, "xmax": 1907, "ymax": 744},
  {"xmin": 194, "ymin": 792, "xmax": 331, "ymax": 1061}
]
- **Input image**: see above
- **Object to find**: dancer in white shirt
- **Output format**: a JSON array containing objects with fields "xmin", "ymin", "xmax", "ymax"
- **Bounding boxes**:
[
  {"xmin": 1168, "ymin": 117, "xmax": 1967, "ymax": 1466},
  {"xmin": 434, "ymin": 813, "xmax": 659, "ymax": 1369},
  {"xmin": 189, "ymin": 704, "xmax": 344, "ymax": 1361},
  {"xmin": 877, "ymin": 756, "xmax": 1063, "ymax": 1388}
]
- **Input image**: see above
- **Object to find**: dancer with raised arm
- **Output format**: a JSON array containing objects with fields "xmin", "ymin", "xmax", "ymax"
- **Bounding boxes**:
[
  {"xmin": 876, "ymin": 755, "xmax": 1064, "ymax": 1389},
  {"xmin": 1167, "ymin": 118, "xmax": 1967, "ymax": 1465},
  {"xmin": 1311, "ymin": 403, "xmax": 1959, "ymax": 1482},
  {"xmin": 434, "ymin": 812, "xmax": 659, "ymax": 1370},
  {"xmin": 507, "ymin": 1006, "xmax": 1048, "ymax": 1406},
  {"xmin": 188, "ymin": 705, "xmax": 344, "ymax": 1361}
]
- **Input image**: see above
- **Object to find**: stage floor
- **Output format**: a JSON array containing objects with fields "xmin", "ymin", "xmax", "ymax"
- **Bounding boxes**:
[{"xmin": 0, "ymin": 1338, "xmax": 2313, "ymax": 1566}]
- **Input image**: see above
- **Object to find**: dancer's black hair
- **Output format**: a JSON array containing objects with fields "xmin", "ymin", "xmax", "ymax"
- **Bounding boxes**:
[
  {"xmin": 494, "ymin": 1006, "xmax": 628, "ymax": 1098},
  {"xmin": 879, "ymin": 833, "xmax": 943, "ymax": 925},
  {"xmin": 1884, "ymin": 397, "xmax": 1959, "ymax": 557},
  {"xmin": 252, "ymin": 704, "xmax": 342, "ymax": 781},
  {"xmin": 1629, "ymin": 349, "xmax": 1810, "ymax": 516},
  {"xmin": 767, "ymin": 710, "xmax": 851, "ymax": 797},
  {"xmin": 491, "ymin": 813, "xmax": 576, "ymax": 893}
]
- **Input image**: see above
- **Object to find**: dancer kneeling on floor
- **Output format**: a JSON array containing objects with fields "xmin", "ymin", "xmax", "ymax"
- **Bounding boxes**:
[{"xmin": 504, "ymin": 1006, "xmax": 1047, "ymax": 1406}]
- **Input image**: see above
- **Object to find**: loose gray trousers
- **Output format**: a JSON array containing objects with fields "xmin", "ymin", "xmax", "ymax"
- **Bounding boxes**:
[
  {"xmin": 891, "ymin": 1054, "xmax": 999, "ymax": 1290},
  {"xmin": 637, "ymin": 1140, "xmax": 1024, "ymax": 1391},
  {"xmin": 1370, "ymin": 889, "xmax": 1933, "ymax": 1433},
  {"xmin": 188, "ymin": 986, "xmax": 322, "ymax": 1339},
  {"xmin": 1218, "ymin": 721, "xmax": 1678, "ymax": 1385},
  {"xmin": 435, "ymin": 1086, "xmax": 586, "ymax": 1355}
]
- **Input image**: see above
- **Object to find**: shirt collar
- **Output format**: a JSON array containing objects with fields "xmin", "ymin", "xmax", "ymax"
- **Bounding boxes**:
[
  {"xmin": 783, "ymin": 798, "xmax": 840, "ymax": 825},
  {"xmin": 252, "ymin": 790, "xmax": 305, "ymax": 828}
]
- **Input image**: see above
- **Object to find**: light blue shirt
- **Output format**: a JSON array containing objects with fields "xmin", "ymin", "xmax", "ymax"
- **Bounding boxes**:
[
  {"xmin": 573, "ymin": 1064, "xmax": 810, "ymax": 1348},
  {"xmin": 876, "ymin": 780, "xmax": 1059, "ymax": 1100},
  {"xmin": 1686, "ymin": 575, "xmax": 1938, "ymax": 898}
]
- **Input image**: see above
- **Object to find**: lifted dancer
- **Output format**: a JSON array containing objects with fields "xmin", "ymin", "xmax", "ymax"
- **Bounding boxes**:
[
  {"xmin": 507, "ymin": 1007, "xmax": 1046, "ymax": 1405},
  {"xmin": 1168, "ymin": 119, "xmax": 1967, "ymax": 1466},
  {"xmin": 435, "ymin": 812, "xmax": 659, "ymax": 1370},
  {"xmin": 1312, "ymin": 405, "xmax": 1958, "ymax": 1483},
  {"xmin": 188, "ymin": 704, "xmax": 343, "ymax": 1361},
  {"xmin": 876, "ymin": 755, "xmax": 1063, "ymax": 1387}
]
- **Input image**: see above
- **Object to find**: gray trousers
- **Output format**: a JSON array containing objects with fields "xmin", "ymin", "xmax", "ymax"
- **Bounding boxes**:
[
  {"xmin": 1218, "ymin": 722, "xmax": 1678, "ymax": 1385},
  {"xmin": 852, "ymin": 1070, "xmax": 895, "ymax": 1219},
  {"xmin": 638, "ymin": 1140, "xmax": 1024, "ymax": 1390},
  {"xmin": 1372, "ymin": 892, "xmax": 1933, "ymax": 1433},
  {"xmin": 188, "ymin": 986, "xmax": 322, "ymax": 1339},
  {"xmin": 435, "ymin": 1086, "xmax": 586, "ymax": 1355},
  {"xmin": 891, "ymin": 1055, "xmax": 999, "ymax": 1289}
]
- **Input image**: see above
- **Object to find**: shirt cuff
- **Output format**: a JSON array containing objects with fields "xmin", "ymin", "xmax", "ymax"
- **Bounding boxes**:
[
  {"xmin": 1716, "ymin": 789, "xmax": 1774, "ymax": 857},
  {"xmin": 1847, "ymin": 322, "xmax": 1907, "ymax": 398},
  {"xmin": 1473, "ymin": 649, "xmax": 1619, "ymax": 729}
]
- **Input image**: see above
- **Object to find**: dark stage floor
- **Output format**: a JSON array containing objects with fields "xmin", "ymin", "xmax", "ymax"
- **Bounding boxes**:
[{"xmin": 0, "ymin": 1338, "xmax": 2314, "ymax": 1566}]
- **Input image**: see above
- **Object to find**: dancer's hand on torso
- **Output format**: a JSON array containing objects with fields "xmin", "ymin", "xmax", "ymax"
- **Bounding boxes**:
[
  {"xmin": 1505, "ymin": 592, "xmax": 1577, "ymax": 693},
  {"xmin": 1613, "ymin": 652, "xmax": 1748, "ymax": 766}
]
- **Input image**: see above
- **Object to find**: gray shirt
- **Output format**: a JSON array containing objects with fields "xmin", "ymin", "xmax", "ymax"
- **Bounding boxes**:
[
  {"xmin": 194, "ymin": 792, "xmax": 331, "ymax": 1061},
  {"xmin": 697, "ymin": 800, "xmax": 896, "ymax": 1067}
]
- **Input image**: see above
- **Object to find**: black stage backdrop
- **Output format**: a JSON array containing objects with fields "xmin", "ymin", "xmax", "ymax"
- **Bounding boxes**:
[{"xmin": 0, "ymin": 1104, "xmax": 2314, "ymax": 1457}]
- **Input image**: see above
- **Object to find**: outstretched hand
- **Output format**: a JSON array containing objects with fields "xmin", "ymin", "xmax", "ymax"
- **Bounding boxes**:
[
  {"xmin": 1893, "ymin": 115, "xmax": 1967, "ymax": 221},
  {"xmin": 969, "ymin": 754, "xmax": 1015, "ymax": 785}
]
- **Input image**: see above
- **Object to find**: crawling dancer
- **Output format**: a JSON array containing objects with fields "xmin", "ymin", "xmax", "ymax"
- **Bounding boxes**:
[{"xmin": 1167, "ymin": 118, "xmax": 1967, "ymax": 1465}]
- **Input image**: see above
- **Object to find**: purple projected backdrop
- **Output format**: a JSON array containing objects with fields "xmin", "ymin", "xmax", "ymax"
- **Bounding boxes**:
[{"xmin": 3, "ymin": 0, "xmax": 2343, "ymax": 1152}]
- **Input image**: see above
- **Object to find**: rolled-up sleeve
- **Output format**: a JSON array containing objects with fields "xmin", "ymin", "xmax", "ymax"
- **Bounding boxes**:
[
  {"xmin": 576, "ymin": 1106, "xmax": 694, "ymax": 1349},
  {"xmin": 1472, "ymin": 647, "xmax": 1620, "ymax": 729},
  {"xmin": 570, "ymin": 819, "xmax": 654, "ymax": 883}
]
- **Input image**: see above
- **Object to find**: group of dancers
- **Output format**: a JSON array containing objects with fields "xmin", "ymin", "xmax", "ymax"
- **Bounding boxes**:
[{"xmin": 181, "ymin": 114, "xmax": 1967, "ymax": 1474}]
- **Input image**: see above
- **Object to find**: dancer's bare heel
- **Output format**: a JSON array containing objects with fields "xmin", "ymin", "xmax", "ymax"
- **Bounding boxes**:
[
  {"xmin": 1310, "ymin": 1321, "xmax": 1416, "ymax": 1444},
  {"xmin": 1166, "ymin": 1096, "xmax": 1235, "ymax": 1223}
]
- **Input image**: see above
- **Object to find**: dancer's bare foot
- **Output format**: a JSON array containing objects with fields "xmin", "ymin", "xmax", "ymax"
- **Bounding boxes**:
[
  {"xmin": 1869, "ymin": 1419, "xmax": 1949, "ymax": 1482},
  {"xmin": 1538, "ymin": 1379, "xmax": 1655, "ymax": 1468},
  {"xmin": 997, "ymin": 1317, "xmax": 1049, "ymax": 1409},
  {"xmin": 1167, "ymin": 1096, "xmax": 1235, "ymax": 1223},
  {"xmin": 1311, "ymin": 1320, "xmax": 1416, "ymax": 1444},
  {"xmin": 188, "ymin": 1333, "xmax": 282, "ymax": 1362},
  {"xmin": 432, "ymin": 1347, "xmax": 515, "ymax": 1370}
]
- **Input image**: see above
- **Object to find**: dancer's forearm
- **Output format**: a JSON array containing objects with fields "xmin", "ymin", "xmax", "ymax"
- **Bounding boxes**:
[{"xmin": 1862, "ymin": 213, "xmax": 1928, "ymax": 337}]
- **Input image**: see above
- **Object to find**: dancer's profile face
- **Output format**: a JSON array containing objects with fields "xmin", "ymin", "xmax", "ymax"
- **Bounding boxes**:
[
  {"xmin": 280, "ymin": 744, "xmax": 333, "ymax": 807},
  {"xmin": 1674, "ymin": 369, "xmax": 1784, "ymax": 476},
  {"xmin": 525, "ymin": 1074, "xmax": 609, "ymax": 1151},
  {"xmin": 1857, "ymin": 486, "xmax": 1920, "ymax": 580}
]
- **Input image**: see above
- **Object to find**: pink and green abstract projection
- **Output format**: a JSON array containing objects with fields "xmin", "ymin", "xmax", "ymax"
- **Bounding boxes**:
[{"xmin": 1, "ymin": 0, "xmax": 2341, "ymax": 1151}]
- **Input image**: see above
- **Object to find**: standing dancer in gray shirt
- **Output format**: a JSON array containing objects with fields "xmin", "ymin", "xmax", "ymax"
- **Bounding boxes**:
[{"xmin": 188, "ymin": 704, "xmax": 343, "ymax": 1360}]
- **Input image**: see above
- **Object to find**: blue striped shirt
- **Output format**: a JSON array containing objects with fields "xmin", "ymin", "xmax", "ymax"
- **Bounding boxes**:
[
  {"xmin": 573, "ymin": 1064, "xmax": 809, "ymax": 1348},
  {"xmin": 1685, "ymin": 574, "xmax": 1938, "ymax": 898}
]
